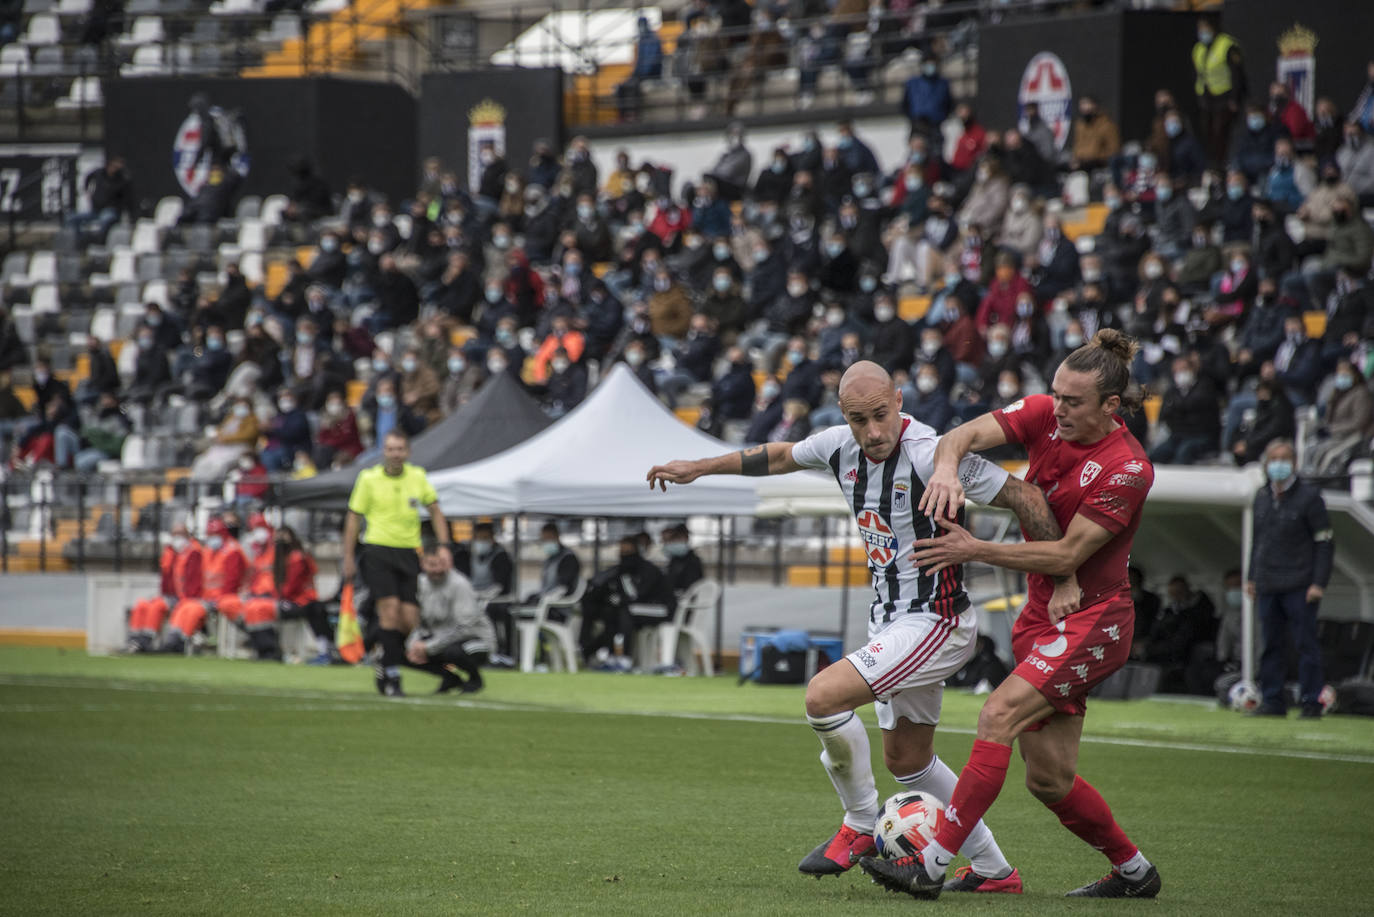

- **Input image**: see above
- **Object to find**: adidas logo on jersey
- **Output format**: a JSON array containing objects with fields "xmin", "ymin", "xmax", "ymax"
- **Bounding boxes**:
[{"xmin": 843, "ymin": 468, "xmax": 858, "ymax": 482}]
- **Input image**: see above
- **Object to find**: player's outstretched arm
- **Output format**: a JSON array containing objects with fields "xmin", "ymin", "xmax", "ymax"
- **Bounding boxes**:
[
  {"xmin": 920, "ymin": 414, "xmax": 1010, "ymax": 520},
  {"xmin": 647, "ymin": 442, "xmax": 802, "ymax": 491}
]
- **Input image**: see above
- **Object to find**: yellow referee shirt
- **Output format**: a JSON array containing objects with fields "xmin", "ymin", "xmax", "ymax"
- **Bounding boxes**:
[{"xmin": 347, "ymin": 463, "xmax": 438, "ymax": 549}]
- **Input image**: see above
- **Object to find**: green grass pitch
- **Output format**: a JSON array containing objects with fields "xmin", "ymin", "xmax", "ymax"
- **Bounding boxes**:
[{"xmin": 1, "ymin": 647, "xmax": 1372, "ymax": 915}]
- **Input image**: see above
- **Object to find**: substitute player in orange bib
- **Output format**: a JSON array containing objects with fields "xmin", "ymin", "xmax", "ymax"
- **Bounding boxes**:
[
  {"xmin": 162, "ymin": 517, "xmax": 247, "ymax": 653},
  {"xmin": 859, "ymin": 329, "xmax": 1163, "ymax": 899},
  {"xmin": 125, "ymin": 521, "xmax": 205, "ymax": 653}
]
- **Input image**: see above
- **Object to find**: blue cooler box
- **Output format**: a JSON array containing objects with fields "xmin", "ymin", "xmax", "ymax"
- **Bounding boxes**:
[{"xmin": 739, "ymin": 629, "xmax": 847, "ymax": 681}]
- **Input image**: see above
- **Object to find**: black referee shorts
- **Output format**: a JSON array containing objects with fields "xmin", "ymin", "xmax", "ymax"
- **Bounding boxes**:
[{"xmin": 360, "ymin": 545, "xmax": 420, "ymax": 605}]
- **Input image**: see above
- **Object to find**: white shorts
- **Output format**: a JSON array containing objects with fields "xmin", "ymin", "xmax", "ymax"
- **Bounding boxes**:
[{"xmin": 845, "ymin": 610, "xmax": 977, "ymax": 729}]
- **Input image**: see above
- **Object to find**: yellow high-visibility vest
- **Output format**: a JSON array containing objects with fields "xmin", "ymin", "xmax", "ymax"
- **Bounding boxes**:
[{"xmin": 1193, "ymin": 34, "xmax": 1236, "ymax": 97}]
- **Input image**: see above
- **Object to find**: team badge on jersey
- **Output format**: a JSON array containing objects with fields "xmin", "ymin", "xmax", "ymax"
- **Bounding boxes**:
[
  {"xmin": 856, "ymin": 509, "xmax": 899, "ymax": 566},
  {"xmin": 892, "ymin": 482, "xmax": 908, "ymax": 511},
  {"xmin": 1080, "ymin": 461, "xmax": 1103, "ymax": 487}
]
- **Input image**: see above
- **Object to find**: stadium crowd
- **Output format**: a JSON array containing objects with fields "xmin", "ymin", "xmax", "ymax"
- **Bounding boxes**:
[{"xmin": 1, "ymin": 24, "xmax": 1372, "ymax": 493}]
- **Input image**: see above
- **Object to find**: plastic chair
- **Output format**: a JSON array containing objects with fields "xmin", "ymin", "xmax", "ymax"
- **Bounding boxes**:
[
  {"xmin": 656, "ymin": 578, "xmax": 720, "ymax": 675},
  {"xmin": 514, "ymin": 578, "xmax": 586, "ymax": 673}
]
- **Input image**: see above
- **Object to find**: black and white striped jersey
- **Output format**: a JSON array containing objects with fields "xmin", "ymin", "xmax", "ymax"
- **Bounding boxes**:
[{"xmin": 790, "ymin": 415, "xmax": 1009, "ymax": 624}]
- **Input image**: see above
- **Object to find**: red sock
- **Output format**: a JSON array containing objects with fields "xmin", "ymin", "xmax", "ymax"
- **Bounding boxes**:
[
  {"xmin": 1045, "ymin": 775, "xmax": 1138, "ymax": 866},
  {"xmin": 931, "ymin": 739, "xmax": 1011, "ymax": 855}
]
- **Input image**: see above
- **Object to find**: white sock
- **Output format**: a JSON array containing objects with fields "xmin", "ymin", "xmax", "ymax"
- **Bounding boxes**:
[
  {"xmin": 807, "ymin": 711, "xmax": 880, "ymax": 833},
  {"xmin": 896, "ymin": 756, "xmax": 1012, "ymax": 879},
  {"xmin": 922, "ymin": 839, "xmax": 956, "ymax": 880},
  {"xmin": 1116, "ymin": 850, "xmax": 1151, "ymax": 878},
  {"xmin": 315, "ymin": 635, "xmax": 331, "ymax": 655}
]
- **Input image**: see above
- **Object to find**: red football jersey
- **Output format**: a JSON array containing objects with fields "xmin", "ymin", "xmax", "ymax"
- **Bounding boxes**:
[{"xmin": 991, "ymin": 394, "xmax": 1154, "ymax": 609}]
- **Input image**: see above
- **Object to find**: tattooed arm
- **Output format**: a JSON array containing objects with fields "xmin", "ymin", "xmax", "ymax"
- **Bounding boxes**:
[{"xmin": 988, "ymin": 476, "xmax": 1082, "ymax": 620}]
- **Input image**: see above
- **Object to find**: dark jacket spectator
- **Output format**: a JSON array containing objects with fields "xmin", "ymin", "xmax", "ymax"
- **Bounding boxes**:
[
  {"xmin": 711, "ymin": 355, "xmax": 755, "ymax": 420},
  {"xmin": 901, "ymin": 65, "xmax": 953, "ymax": 131}
]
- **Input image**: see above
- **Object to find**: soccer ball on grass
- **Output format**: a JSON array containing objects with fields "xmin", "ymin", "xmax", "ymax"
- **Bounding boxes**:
[{"xmin": 873, "ymin": 791, "xmax": 944, "ymax": 858}]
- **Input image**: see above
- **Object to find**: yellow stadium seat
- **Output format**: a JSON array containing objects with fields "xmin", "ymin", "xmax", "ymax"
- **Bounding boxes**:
[
  {"xmin": 345, "ymin": 379, "xmax": 367, "ymax": 408},
  {"xmin": 1302, "ymin": 311, "xmax": 1327, "ymax": 339},
  {"xmin": 1143, "ymin": 394, "xmax": 1163, "ymax": 426},
  {"xmin": 898, "ymin": 295, "xmax": 931, "ymax": 322},
  {"xmin": 1063, "ymin": 204, "xmax": 1108, "ymax": 242},
  {"xmin": 674, "ymin": 406, "xmax": 701, "ymax": 427},
  {"xmin": 787, "ymin": 566, "xmax": 871, "ymax": 587}
]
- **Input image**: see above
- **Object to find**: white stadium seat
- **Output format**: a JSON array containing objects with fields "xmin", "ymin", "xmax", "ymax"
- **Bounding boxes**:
[
  {"xmin": 22, "ymin": 14, "xmax": 61, "ymax": 46},
  {"xmin": 26, "ymin": 252, "xmax": 57, "ymax": 285},
  {"xmin": 154, "ymin": 196, "xmax": 184, "ymax": 229},
  {"xmin": 131, "ymin": 219, "xmax": 162, "ymax": 255},
  {"xmin": 89, "ymin": 307, "xmax": 117, "ymax": 342},
  {"xmin": 31, "ymin": 284, "xmax": 61, "ymax": 313},
  {"xmin": 119, "ymin": 16, "xmax": 165, "ymax": 46},
  {"xmin": 55, "ymin": 76, "xmax": 103, "ymax": 109},
  {"xmin": 259, "ymin": 194, "xmax": 289, "ymax": 226},
  {"xmin": 0, "ymin": 45, "xmax": 30, "ymax": 76}
]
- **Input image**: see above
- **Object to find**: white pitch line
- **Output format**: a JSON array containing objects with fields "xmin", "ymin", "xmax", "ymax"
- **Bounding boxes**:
[{"xmin": 2, "ymin": 674, "xmax": 1372, "ymax": 766}]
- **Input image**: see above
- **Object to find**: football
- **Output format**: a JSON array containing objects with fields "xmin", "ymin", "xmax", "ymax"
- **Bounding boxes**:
[
  {"xmin": 1227, "ymin": 679, "xmax": 1261, "ymax": 712},
  {"xmin": 873, "ymin": 791, "xmax": 945, "ymax": 858}
]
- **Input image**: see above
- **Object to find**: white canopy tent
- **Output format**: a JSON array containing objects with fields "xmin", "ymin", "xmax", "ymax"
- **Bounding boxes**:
[{"xmin": 430, "ymin": 365, "xmax": 760, "ymax": 518}]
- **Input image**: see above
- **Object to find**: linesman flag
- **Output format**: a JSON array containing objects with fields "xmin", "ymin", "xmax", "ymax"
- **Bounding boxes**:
[{"xmin": 336, "ymin": 583, "xmax": 365, "ymax": 664}]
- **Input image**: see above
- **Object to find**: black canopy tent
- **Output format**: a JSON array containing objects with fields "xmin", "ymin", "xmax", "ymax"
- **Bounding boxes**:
[{"xmin": 275, "ymin": 372, "xmax": 553, "ymax": 511}]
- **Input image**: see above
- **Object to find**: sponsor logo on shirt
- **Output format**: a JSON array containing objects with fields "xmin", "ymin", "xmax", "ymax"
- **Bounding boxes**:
[
  {"xmin": 1107, "ymin": 473, "xmax": 1148, "ymax": 489},
  {"xmin": 856, "ymin": 510, "xmax": 899, "ymax": 566},
  {"xmin": 843, "ymin": 468, "xmax": 858, "ymax": 483},
  {"xmin": 1080, "ymin": 461, "xmax": 1103, "ymax": 487},
  {"xmin": 856, "ymin": 649, "xmax": 877, "ymax": 668},
  {"xmin": 1002, "ymin": 399, "xmax": 1025, "ymax": 414},
  {"xmin": 1123, "ymin": 460, "xmax": 1144, "ymax": 473}
]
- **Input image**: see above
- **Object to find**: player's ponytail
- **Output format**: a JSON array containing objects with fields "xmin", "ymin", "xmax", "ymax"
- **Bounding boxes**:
[{"xmin": 1063, "ymin": 329, "xmax": 1141, "ymax": 413}]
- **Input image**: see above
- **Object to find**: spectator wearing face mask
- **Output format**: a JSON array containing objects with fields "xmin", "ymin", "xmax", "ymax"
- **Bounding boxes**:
[
  {"xmin": 189, "ymin": 397, "xmax": 259, "ymax": 480},
  {"xmin": 396, "ymin": 348, "xmax": 441, "ymax": 426},
  {"xmin": 958, "ymin": 158, "xmax": 1010, "ymax": 239},
  {"xmin": 1069, "ymin": 96, "xmax": 1121, "ymax": 171},
  {"xmin": 1159, "ymin": 110, "xmax": 1207, "ymax": 184},
  {"xmin": 709, "ymin": 347, "xmax": 756, "ymax": 423},
  {"xmin": 1153, "ymin": 177, "xmax": 1195, "ymax": 259},
  {"xmin": 1270, "ymin": 314, "xmax": 1324, "ymax": 407},
  {"xmin": 744, "ymin": 374, "xmax": 783, "ymax": 444},
  {"xmin": 619, "ymin": 339, "xmax": 657, "ymax": 393},
  {"xmin": 902, "ymin": 55, "xmax": 952, "ymax": 137},
  {"xmin": 1233, "ymin": 105, "xmax": 1281, "ymax": 185},
  {"xmin": 260, "ymin": 390, "xmax": 312, "ymax": 472},
  {"xmin": 366, "ymin": 376, "xmax": 426, "ymax": 448},
  {"xmin": 1262, "ymin": 138, "xmax": 1313, "ymax": 213},
  {"xmin": 542, "ymin": 347, "xmax": 588, "ymax": 418},
  {"xmin": 1336, "ymin": 122, "xmax": 1374, "ymax": 205},
  {"xmin": 999, "ymin": 185, "xmax": 1042, "ymax": 257},
  {"xmin": 975, "ymin": 254, "xmax": 1031, "ymax": 331},
  {"xmin": 754, "ymin": 148, "xmax": 795, "ymax": 205},
  {"xmin": 1297, "ymin": 161, "xmax": 1358, "ymax": 243},
  {"xmin": 1306, "ymin": 359, "xmax": 1374, "ymax": 475},
  {"xmin": 1232, "ymin": 378, "xmax": 1295, "ymax": 466},
  {"xmin": 311, "ymin": 391, "xmax": 362, "ymax": 470},
  {"xmin": 308, "ymin": 232, "xmax": 347, "ymax": 289},
  {"xmin": 866, "ymin": 293, "xmax": 913, "ymax": 374},
  {"xmin": 907, "ymin": 362, "xmax": 954, "ymax": 434},
  {"xmin": 1176, "ymin": 223, "xmax": 1222, "ymax": 294},
  {"xmin": 816, "ymin": 232, "xmax": 860, "ymax": 294},
  {"xmin": 1150, "ymin": 355, "xmax": 1221, "ymax": 465}
]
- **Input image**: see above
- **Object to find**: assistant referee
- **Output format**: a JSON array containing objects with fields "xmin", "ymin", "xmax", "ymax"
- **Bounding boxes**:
[{"xmin": 343, "ymin": 430, "xmax": 450, "ymax": 696}]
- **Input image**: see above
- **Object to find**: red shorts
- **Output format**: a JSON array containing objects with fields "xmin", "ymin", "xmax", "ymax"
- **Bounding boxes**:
[{"xmin": 1011, "ymin": 594, "xmax": 1134, "ymax": 725}]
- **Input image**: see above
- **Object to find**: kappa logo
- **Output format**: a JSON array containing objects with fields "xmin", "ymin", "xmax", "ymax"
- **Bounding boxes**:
[
  {"xmin": 944, "ymin": 806, "xmax": 962, "ymax": 827},
  {"xmin": 843, "ymin": 468, "xmax": 858, "ymax": 483},
  {"xmin": 1056, "ymin": 682, "xmax": 1073, "ymax": 696},
  {"xmin": 1088, "ymin": 645, "xmax": 1106, "ymax": 662},
  {"xmin": 1072, "ymin": 663, "xmax": 1091, "ymax": 681},
  {"xmin": 1101, "ymin": 624, "xmax": 1121, "ymax": 643},
  {"xmin": 1080, "ymin": 461, "xmax": 1103, "ymax": 487}
]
